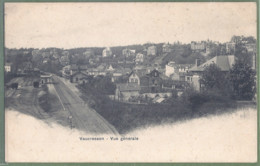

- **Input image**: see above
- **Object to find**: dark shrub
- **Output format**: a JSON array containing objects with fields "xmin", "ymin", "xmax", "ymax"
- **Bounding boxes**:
[
  {"xmin": 11, "ymin": 83, "xmax": 18, "ymax": 89},
  {"xmin": 33, "ymin": 81, "xmax": 39, "ymax": 88}
]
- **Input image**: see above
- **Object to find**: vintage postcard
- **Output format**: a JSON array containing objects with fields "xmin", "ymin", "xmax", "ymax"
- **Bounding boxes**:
[{"xmin": 4, "ymin": 2, "xmax": 257, "ymax": 163}]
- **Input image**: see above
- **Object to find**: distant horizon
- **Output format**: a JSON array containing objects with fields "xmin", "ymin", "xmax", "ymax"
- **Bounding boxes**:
[
  {"xmin": 4, "ymin": 35, "xmax": 256, "ymax": 50},
  {"xmin": 5, "ymin": 3, "xmax": 256, "ymax": 49}
]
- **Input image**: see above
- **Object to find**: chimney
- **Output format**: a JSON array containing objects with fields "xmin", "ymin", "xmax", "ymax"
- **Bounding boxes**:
[{"xmin": 195, "ymin": 59, "xmax": 201, "ymax": 67}]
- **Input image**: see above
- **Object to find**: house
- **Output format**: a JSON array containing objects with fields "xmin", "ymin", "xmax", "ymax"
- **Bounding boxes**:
[
  {"xmin": 87, "ymin": 69, "xmax": 106, "ymax": 77},
  {"xmin": 163, "ymin": 43, "xmax": 172, "ymax": 53},
  {"xmin": 165, "ymin": 61, "xmax": 192, "ymax": 79},
  {"xmin": 111, "ymin": 72, "xmax": 123, "ymax": 83},
  {"xmin": 139, "ymin": 69, "xmax": 163, "ymax": 93},
  {"xmin": 147, "ymin": 46, "xmax": 157, "ymax": 56},
  {"xmin": 106, "ymin": 64, "xmax": 115, "ymax": 72},
  {"xmin": 161, "ymin": 79, "xmax": 176, "ymax": 90},
  {"xmin": 191, "ymin": 41, "xmax": 206, "ymax": 51},
  {"xmin": 135, "ymin": 53, "xmax": 145, "ymax": 64},
  {"xmin": 189, "ymin": 55, "xmax": 235, "ymax": 91},
  {"xmin": 87, "ymin": 64, "xmax": 107, "ymax": 77},
  {"xmin": 128, "ymin": 71, "xmax": 142, "ymax": 85},
  {"xmin": 70, "ymin": 64, "xmax": 88, "ymax": 75},
  {"xmin": 102, "ymin": 47, "xmax": 112, "ymax": 57},
  {"xmin": 70, "ymin": 71, "xmax": 89, "ymax": 84},
  {"xmin": 185, "ymin": 72, "xmax": 194, "ymax": 84},
  {"xmin": 115, "ymin": 69, "xmax": 180, "ymax": 102},
  {"xmin": 40, "ymin": 74, "xmax": 52, "ymax": 84},
  {"xmin": 4, "ymin": 63, "xmax": 12, "ymax": 73},
  {"xmin": 190, "ymin": 56, "xmax": 235, "ymax": 73},
  {"xmin": 115, "ymin": 83, "xmax": 141, "ymax": 101},
  {"xmin": 122, "ymin": 49, "xmax": 136, "ymax": 57}
]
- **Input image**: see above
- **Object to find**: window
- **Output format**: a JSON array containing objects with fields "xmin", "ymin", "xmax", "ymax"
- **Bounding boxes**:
[{"xmin": 154, "ymin": 80, "xmax": 158, "ymax": 86}]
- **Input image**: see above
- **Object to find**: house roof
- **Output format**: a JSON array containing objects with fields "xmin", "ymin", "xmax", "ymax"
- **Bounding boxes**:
[
  {"xmin": 71, "ymin": 71, "xmax": 88, "ymax": 77},
  {"xmin": 71, "ymin": 64, "xmax": 88, "ymax": 71},
  {"xmin": 97, "ymin": 64, "xmax": 106, "ymax": 70},
  {"xmin": 41, "ymin": 74, "xmax": 52, "ymax": 78},
  {"xmin": 129, "ymin": 69, "xmax": 148, "ymax": 78},
  {"xmin": 117, "ymin": 83, "xmax": 141, "ymax": 92},
  {"xmin": 167, "ymin": 61, "xmax": 193, "ymax": 68},
  {"xmin": 5, "ymin": 63, "xmax": 12, "ymax": 66},
  {"xmin": 153, "ymin": 97, "xmax": 165, "ymax": 103},
  {"xmin": 189, "ymin": 55, "xmax": 235, "ymax": 72}
]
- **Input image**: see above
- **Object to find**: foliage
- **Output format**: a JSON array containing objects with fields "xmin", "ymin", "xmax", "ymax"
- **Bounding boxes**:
[
  {"xmin": 81, "ymin": 75, "xmax": 116, "ymax": 95},
  {"xmin": 180, "ymin": 87, "xmax": 234, "ymax": 114},
  {"xmin": 229, "ymin": 60, "xmax": 256, "ymax": 100},
  {"xmin": 234, "ymin": 43, "xmax": 253, "ymax": 67},
  {"xmin": 208, "ymin": 44, "xmax": 226, "ymax": 58},
  {"xmin": 200, "ymin": 63, "xmax": 229, "ymax": 91},
  {"xmin": 231, "ymin": 35, "xmax": 256, "ymax": 44},
  {"xmin": 162, "ymin": 47, "xmax": 205, "ymax": 66}
]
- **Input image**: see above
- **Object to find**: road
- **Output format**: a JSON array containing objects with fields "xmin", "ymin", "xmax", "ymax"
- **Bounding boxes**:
[{"xmin": 52, "ymin": 75, "xmax": 119, "ymax": 135}]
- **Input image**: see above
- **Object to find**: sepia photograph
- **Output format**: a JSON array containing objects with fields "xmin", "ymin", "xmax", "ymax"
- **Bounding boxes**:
[{"xmin": 4, "ymin": 2, "xmax": 257, "ymax": 163}]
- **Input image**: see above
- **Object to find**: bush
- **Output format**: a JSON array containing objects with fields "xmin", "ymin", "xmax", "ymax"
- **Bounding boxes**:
[{"xmin": 180, "ymin": 87, "xmax": 234, "ymax": 114}]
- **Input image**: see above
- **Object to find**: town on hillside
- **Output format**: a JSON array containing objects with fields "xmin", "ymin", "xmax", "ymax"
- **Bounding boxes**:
[
  {"xmin": 4, "ymin": 35, "xmax": 257, "ymax": 134},
  {"xmin": 5, "ymin": 36, "xmax": 256, "ymax": 103}
]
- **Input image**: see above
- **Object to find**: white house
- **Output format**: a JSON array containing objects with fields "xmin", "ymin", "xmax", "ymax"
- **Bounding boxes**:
[
  {"xmin": 102, "ymin": 47, "xmax": 112, "ymax": 57},
  {"xmin": 107, "ymin": 64, "xmax": 115, "ymax": 71},
  {"xmin": 5, "ymin": 63, "xmax": 12, "ymax": 72},
  {"xmin": 147, "ymin": 46, "xmax": 157, "ymax": 56},
  {"xmin": 165, "ymin": 61, "xmax": 191, "ymax": 77},
  {"xmin": 122, "ymin": 49, "xmax": 136, "ymax": 57},
  {"xmin": 165, "ymin": 61, "xmax": 175, "ymax": 77},
  {"xmin": 128, "ymin": 71, "xmax": 141, "ymax": 85},
  {"xmin": 135, "ymin": 53, "xmax": 145, "ymax": 64}
]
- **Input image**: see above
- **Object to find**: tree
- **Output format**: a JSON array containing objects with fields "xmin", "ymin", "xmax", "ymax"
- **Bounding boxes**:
[
  {"xmin": 235, "ymin": 43, "xmax": 253, "ymax": 67},
  {"xmin": 243, "ymin": 36, "xmax": 256, "ymax": 44},
  {"xmin": 231, "ymin": 35, "xmax": 242, "ymax": 43},
  {"xmin": 200, "ymin": 63, "xmax": 228, "ymax": 91},
  {"xmin": 229, "ymin": 61, "xmax": 256, "ymax": 100},
  {"xmin": 208, "ymin": 44, "xmax": 222, "ymax": 58}
]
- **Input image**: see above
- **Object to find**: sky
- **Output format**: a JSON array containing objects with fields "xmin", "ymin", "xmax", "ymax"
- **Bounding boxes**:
[{"xmin": 5, "ymin": 2, "xmax": 257, "ymax": 49}]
